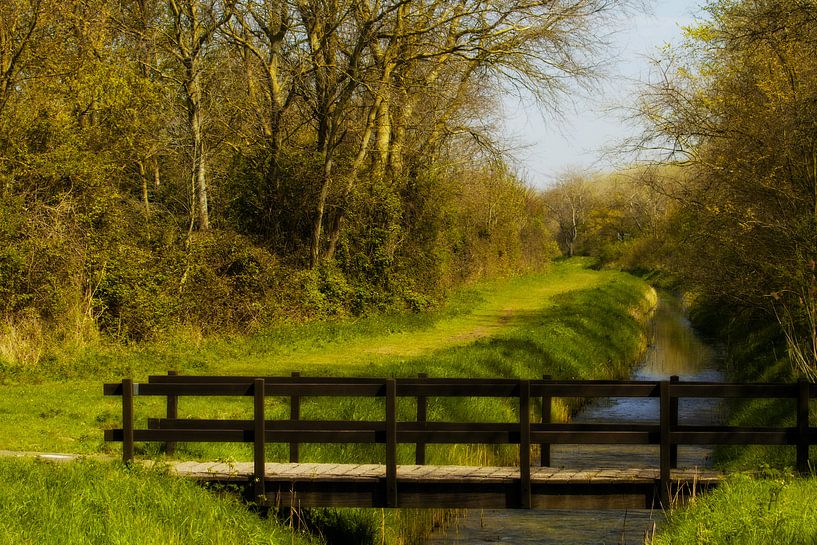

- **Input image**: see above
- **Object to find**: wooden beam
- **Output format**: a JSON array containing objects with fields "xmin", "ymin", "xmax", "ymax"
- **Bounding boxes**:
[
  {"xmin": 122, "ymin": 378, "xmax": 134, "ymax": 463},
  {"xmin": 416, "ymin": 373, "xmax": 427, "ymax": 465},
  {"xmin": 540, "ymin": 374, "xmax": 551, "ymax": 467},
  {"xmin": 797, "ymin": 378, "xmax": 810, "ymax": 474},
  {"xmin": 290, "ymin": 371, "xmax": 300, "ymax": 463},
  {"xmin": 519, "ymin": 379, "xmax": 531, "ymax": 509},
  {"xmin": 254, "ymin": 378, "xmax": 266, "ymax": 502},
  {"xmin": 386, "ymin": 378, "xmax": 397, "ymax": 507},
  {"xmin": 659, "ymin": 380, "xmax": 670, "ymax": 508}
]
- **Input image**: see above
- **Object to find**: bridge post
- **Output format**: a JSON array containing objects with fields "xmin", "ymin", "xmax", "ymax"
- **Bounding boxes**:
[
  {"xmin": 540, "ymin": 374, "xmax": 551, "ymax": 467},
  {"xmin": 416, "ymin": 373, "xmax": 427, "ymax": 465},
  {"xmin": 290, "ymin": 372, "xmax": 300, "ymax": 463},
  {"xmin": 386, "ymin": 378, "xmax": 398, "ymax": 507},
  {"xmin": 165, "ymin": 370, "xmax": 178, "ymax": 455},
  {"xmin": 519, "ymin": 379, "xmax": 531, "ymax": 509},
  {"xmin": 122, "ymin": 378, "xmax": 134, "ymax": 464},
  {"xmin": 659, "ymin": 380, "xmax": 671, "ymax": 508},
  {"xmin": 797, "ymin": 378, "xmax": 810, "ymax": 474},
  {"xmin": 670, "ymin": 375, "xmax": 679, "ymax": 469},
  {"xmin": 254, "ymin": 378, "xmax": 266, "ymax": 503}
]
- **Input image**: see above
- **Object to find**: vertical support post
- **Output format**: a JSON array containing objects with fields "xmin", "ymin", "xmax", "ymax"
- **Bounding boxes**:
[
  {"xmin": 254, "ymin": 378, "xmax": 266, "ymax": 502},
  {"xmin": 290, "ymin": 371, "xmax": 300, "ymax": 463},
  {"xmin": 659, "ymin": 380, "xmax": 671, "ymax": 508},
  {"xmin": 165, "ymin": 370, "xmax": 178, "ymax": 455},
  {"xmin": 386, "ymin": 378, "xmax": 398, "ymax": 507},
  {"xmin": 797, "ymin": 378, "xmax": 810, "ymax": 475},
  {"xmin": 540, "ymin": 374, "xmax": 551, "ymax": 467},
  {"xmin": 670, "ymin": 375, "xmax": 679, "ymax": 469},
  {"xmin": 519, "ymin": 379, "xmax": 531, "ymax": 509},
  {"xmin": 416, "ymin": 373, "xmax": 427, "ymax": 465},
  {"xmin": 122, "ymin": 378, "xmax": 134, "ymax": 464}
]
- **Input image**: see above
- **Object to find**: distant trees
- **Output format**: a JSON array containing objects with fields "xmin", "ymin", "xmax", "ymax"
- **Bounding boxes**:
[
  {"xmin": 541, "ymin": 169, "xmax": 672, "ymax": 263},
  {"xmin": 636, "ymin": 0, "xmax": 817, "ymax": 377},
  {"xmin": 543, "ymin": 173, "xmax": 592, "ymax": 258}
]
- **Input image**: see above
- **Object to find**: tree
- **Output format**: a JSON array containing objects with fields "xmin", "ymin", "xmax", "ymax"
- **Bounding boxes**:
[
  {"xmin": 636, "ymin": 0, "xmax": 817, "ymax": 375},
  {"xmin": 544, "ymin": 173, "xmax": 594, "ymax": 257},
  {"xmin": 165, "ymin": 0, "xmax": 234, "ymax": 231}
]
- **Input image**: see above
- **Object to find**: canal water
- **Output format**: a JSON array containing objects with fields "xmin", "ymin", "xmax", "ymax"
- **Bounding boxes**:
[{"xmin": 424, "ymin": 295, "xmax": 725, "ymax": 545}]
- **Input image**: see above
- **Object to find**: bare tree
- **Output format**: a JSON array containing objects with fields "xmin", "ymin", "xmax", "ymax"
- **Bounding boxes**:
[
  {"xmin": 165, "ymin": 0, "xmax": 234, "ymax": 231},
  {"xmin": 544, "ymin": 173, "xmax": 593, "ymax": 257}
]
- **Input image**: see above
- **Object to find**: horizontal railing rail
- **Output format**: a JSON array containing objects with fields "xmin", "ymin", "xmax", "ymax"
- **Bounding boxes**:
[{"xmin": 103, "ymin": 373, "xmax": 815, "ymax": 508}]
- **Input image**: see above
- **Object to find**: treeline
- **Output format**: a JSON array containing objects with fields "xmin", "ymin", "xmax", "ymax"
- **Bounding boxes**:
[
  {"xmin": 548, "ymin": 0, "xmax": 817, "ymax": 379},
  {"xmin": 0, "ymin": 0, "xmax": 628, "ymax": 358}
]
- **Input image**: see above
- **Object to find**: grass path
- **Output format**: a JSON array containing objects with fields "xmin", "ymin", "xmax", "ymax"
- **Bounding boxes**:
[
  {"xmin": 0, "ymin": 258, "xmax": 633, "ymax": 454},
  {"xmin": 210, "ymin": 258, "xmax": 609, "ymax": 373}
]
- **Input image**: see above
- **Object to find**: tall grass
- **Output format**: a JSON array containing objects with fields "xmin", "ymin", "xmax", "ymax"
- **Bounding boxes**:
[
  {"xmin": 651, "ymin": 473, "xmax": 817, "ymax": 545},
  {"xmin": 654, "ymin": 304, "xmax": 817, "ymax": 545},
  {"xmin": 0, "ymin": 458, "xmax": 312, "ymax": 545}
]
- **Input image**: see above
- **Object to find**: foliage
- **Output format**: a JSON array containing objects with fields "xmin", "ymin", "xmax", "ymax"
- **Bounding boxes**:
[
  {"xmin": 541, "ymin": 169, "xmax": 673, "ymax": 268},
  {"xmin": 635, "ymin": 0, "xmax": 817, "ymax": 377},
  {"xmin": 0, "ymin": 0, "xmax": 618, "ymax": 358}
]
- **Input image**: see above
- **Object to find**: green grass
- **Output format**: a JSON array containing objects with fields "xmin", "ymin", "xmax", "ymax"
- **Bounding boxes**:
[
  {"xmin": 0, "ymin": 258, "xmax": 658, "ymax": 544},
  {"xmin": 0, "ymin": 258, "xmax": 654, "ymax": 456},
  {"xmin": 0, "ymin": 458, "xmax": 312, "ymax": 545},
  {"xmin": 652, "ymin": 473, "xmax": 817, "ymax": 545},
  {"xmin": 654, "ymin": 308, "xmax": 817, "ymax": 545}
]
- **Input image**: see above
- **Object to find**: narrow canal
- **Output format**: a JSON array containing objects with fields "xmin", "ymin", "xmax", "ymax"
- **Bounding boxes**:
[{"xmin": 424, "ymin": 294, "xmax": 726, "ymax": 545}]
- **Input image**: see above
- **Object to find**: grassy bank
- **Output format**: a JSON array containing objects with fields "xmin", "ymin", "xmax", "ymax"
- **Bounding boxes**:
[
  {"xmin": 0, "ymin": 458, "xmax": 312, "ymax": 545},
  {"xmin": 654, "ymin": 309, "xmax": 817, "ymax": 545},
  {"xmin": 0, "ymin": 259, "xmax": 657, "ymax": 544},
  {"xmin": 651, "ymin": 473, "xmax": 817, "ymax": 545}
]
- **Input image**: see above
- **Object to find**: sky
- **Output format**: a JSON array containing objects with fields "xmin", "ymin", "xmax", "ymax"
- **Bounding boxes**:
[{"xmin": 501, "ymin": 1, "xmax": 704, "ymax": 187}]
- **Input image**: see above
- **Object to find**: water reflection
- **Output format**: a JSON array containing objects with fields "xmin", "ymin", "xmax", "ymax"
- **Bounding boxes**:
[{"xmin": 424, "ymin": 294, "xmax": 724, "ymax": 545}]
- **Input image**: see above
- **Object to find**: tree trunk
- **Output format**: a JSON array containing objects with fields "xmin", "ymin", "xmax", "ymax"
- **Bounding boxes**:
[
  {"xmin": 310, "ymin": 153, "xmax": 333, "ymax": 268},
  {"xmin": 187, "ymin": 66, "xmax": 210, "ymax": 230}
]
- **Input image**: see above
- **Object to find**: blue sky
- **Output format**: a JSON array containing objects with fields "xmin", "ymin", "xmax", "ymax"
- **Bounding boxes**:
[{"xmin": 502, "ymin": 1, "xmax": 704, "ymax": 187}]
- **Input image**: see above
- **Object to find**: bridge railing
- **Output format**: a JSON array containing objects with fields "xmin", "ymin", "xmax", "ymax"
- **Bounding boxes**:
[{"xmin": 103, "ymin": 374, "xmax": 815, "ymax": 507}]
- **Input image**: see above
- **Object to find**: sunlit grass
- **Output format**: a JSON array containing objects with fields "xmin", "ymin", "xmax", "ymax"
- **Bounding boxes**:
[
  {"xmin": 0, "ymin": 458, "xmax": 312, "ymax": 545},
  {"xmin": 651, "ymin": 473, "xmax": 817, "ymax": 545},
  {"xmin": 0, "ymin": 259, "xmax": 657, "ymax": 545}
]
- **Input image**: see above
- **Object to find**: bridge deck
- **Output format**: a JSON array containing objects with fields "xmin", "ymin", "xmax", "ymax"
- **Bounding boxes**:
[{"xmin": 171, "ymin": 462, "xmax": 723, "ymax": 509}]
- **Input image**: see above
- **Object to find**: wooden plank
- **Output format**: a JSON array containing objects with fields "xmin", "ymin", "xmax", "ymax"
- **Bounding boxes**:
[
  {"xmin": 385, "ymin": 379, "xmax": 397, "ymax": 507},
  {"xmin": 670, "ymin": 375, "xmax": 679, "ymax": 468},
  {"xmin": 110, "ymin": 382, "xmax": 389, "ymax": 397},
  {"xmin": 541, "ymin": 374, "xmax": 551, "ymax": 467},
  {"xmin": 165, "ymin": 371, "xmax": 178, "ymax": 455},
  {"xmin": 659, "ymin": 380, "xmax": 670, "ymax": 508},
  {"xmin": 254, "ymin": 378, "xmax": 265, "ymax": 501},
  {"xmin": 149, "ymin": 375, "xmax": 386, "ymax": 384},
  {"xmin": 797, "ymin": 379, "xmax": 809, "ymax": 474},
  {"xmin": 416, "ymin": 373, "xmax": 427, "ymax": 465},
  {"xmin": 671, "ymin": 383, "xmax": 798, "ymax": 398},
  {"xmin": 148, "ymin": 418, "xmax": 386, "ymax": 431},
  {"xmin": 530, "ymin": 431, "xmax": 656, "ymax": 444},
  {"xmin": 531, "ymin": 383, "xmax": 659, "ymax": 398},
  {"xmin": 671, "ymin": 427, "xmax": 798, "ymax": 445},
  {"xmin": 107, "ymin": 429, "xmax": 250, "ymax": 442},
  {"xmin": 165, "ymin": 461, "xmax": 724, "ymax": 510},
  {"xmin": 122, "ymin": 379, "xmax": 134, "ymax": 463},
  {"xmin": 397, "ymin": 383, "xmax": 520, "ymax": 397},
  {"xmin": 519, "ymin": 379, "xmax": 531, "ymax": 509},
  {"xmin": 290, "ymin": 371, "xmax": 300, "ymax": 463}
]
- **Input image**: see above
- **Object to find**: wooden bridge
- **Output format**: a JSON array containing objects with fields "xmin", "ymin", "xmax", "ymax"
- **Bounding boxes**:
[{"xmin": 103, "ymin": 374, "xmax": 816, "ymax": 510}]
